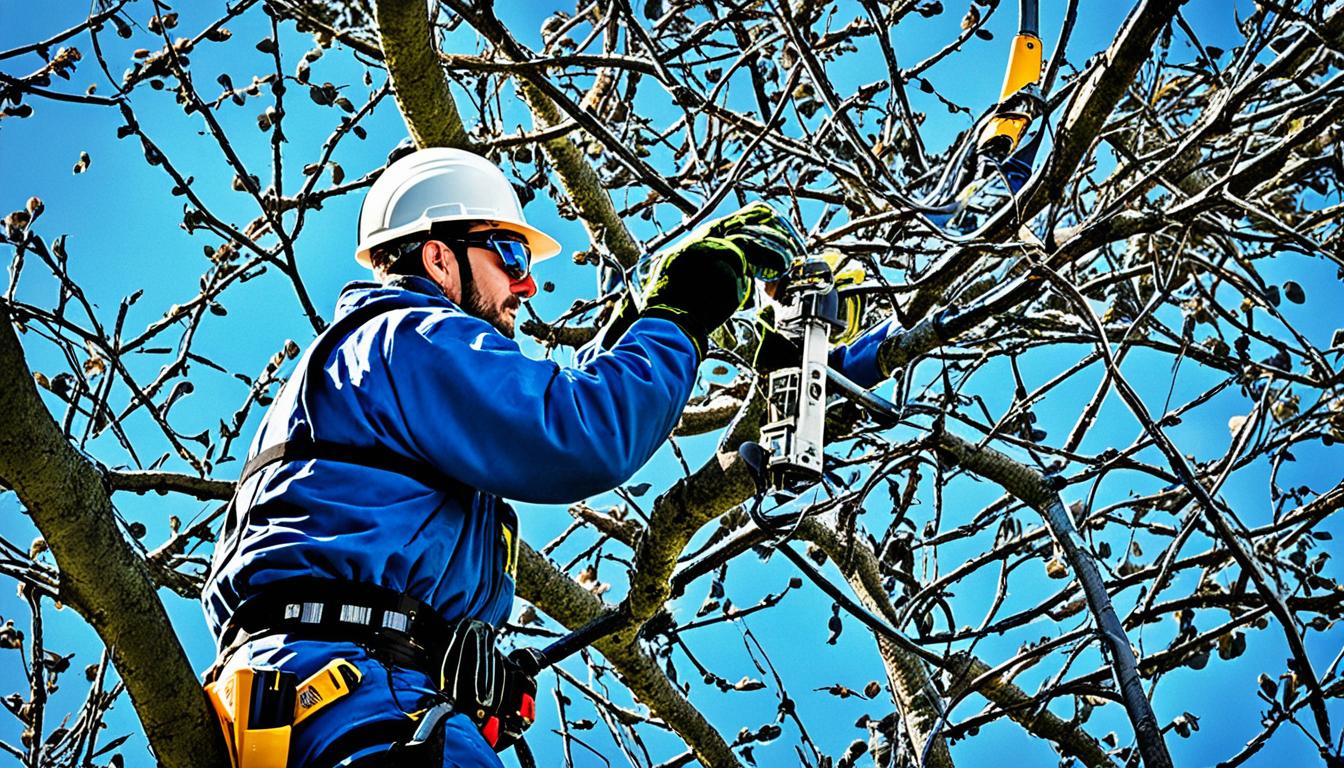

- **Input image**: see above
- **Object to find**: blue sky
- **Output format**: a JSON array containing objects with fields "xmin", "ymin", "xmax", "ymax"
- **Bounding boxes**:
[{"xmin": 2, "ymin": 1, "xmax": 1341, "ymax": 766}]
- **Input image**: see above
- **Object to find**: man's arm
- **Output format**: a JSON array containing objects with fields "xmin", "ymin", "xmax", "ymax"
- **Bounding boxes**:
[
  {"xmin": 827, "ymin": 315, "xmax": 901, "ymax": 389},
  {"xmin": 371, "ymin": 202, "xmax": 797, "ymax": 504},
  {"xmin": 378, "ymin": 311, "xmax": 698, "ymax": 504}
]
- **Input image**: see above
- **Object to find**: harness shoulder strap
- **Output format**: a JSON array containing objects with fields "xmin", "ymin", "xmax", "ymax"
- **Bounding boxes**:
[{"xmin": 235, "ymin": 438, "xmax": 466, "ymax": 497}]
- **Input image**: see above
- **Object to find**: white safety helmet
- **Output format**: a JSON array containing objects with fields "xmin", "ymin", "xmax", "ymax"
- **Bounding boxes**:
[{"xmin": 355, "ymin": 147, "xmax": 561, "ymax": 268}]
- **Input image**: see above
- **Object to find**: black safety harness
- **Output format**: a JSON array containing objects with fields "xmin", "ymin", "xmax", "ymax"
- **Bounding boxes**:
[{"xmin": 214, "ymin": 294, "xmax": 468, "ymax": 546}]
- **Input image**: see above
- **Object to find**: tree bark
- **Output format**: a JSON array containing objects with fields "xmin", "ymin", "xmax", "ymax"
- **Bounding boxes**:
[
  {"xmin": 373, "ymin": 0, "xmax": 471, "ymax": 150},
  {"xmin": 0, "ymin": 310, "xmax": 230, "ymax": 768},
  {"xmin": 457, "ymin": 2, "xmax": 646, "ymax": 268},
  {"xmin": 934, "ymin": 431, "xmax": 1172, "ymax": 768},
  {"xmin": 902, "ymin": 0, "xmax": 1189, "ymax": 326},
  {"xmin": 800, "ymin": 519, "xmax": 1115, "ymax": 768},
  {"xmin": 517, "ymin": 543, "xmax": 740, "ymax": 767}
]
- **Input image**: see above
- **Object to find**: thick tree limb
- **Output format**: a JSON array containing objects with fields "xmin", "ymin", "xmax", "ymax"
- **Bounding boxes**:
[
  {"xmin": 902, "ymin": 0, "xmax": 1188, "ymax": 326},
  {"xmin": 0, "ymin": 312, "xmax": 229, "ymax": 768},
  {"xmin": 452, "ymin": 2, "xmax": 647, "ymax": 268},
  {"xmin": 797, "ymin": 520, "xmax": 954, "ymax": 768},
  {"xmin": 797, "ymin": 520, "xmax": 1114, "ymax": 768},
  {"xmin": 516, "ymin": 543, "xmax": 739, "ymax": 767},
  {"xmin": 1022, "ymin": 0, "xmax": 1188, "ymax": 215},
  {"xmin": 1040, "ymin": 267, "xmax": 1336, "ymax": 746},
  {"xmin": 621, "ymin": 396, "xmax": 765, "ymax": 631},
  {"xmin": 933, "ymin": 430, "xmax": 1172, "ymax": 768},
  {"xmin": 373, "ymin": 0, "xmax": 471, "ymax": 150},
  {"xmin": 376, "ymin": 0, "xmax": 644, "ymax": 270}
]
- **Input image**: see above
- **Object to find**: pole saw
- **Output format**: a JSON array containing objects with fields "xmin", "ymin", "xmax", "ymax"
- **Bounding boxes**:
[
  {"xmin": 507, "ymin": 0, "xmax": 1059, "ymax": 729},
  {"xmin": 914, "ymin": 0, "xmax": 1048, "ymax": 234}
]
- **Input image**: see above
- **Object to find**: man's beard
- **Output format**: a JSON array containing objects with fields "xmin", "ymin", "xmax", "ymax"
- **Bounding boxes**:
[{"xmin": 463, "ymin": 281, "xmax": 518, "ymax": 338}]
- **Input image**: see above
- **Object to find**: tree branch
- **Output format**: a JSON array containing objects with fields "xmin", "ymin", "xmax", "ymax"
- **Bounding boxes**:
[
  {"xmin": 933, "ymin": 430, "xmax": 1172, "ymax": 768},
  {"xmin": 373, "ymin": 0, "xmax": 471, "ymax": 150},
  {"xmin": 0, "ymin": 311, "xmax": 228, "ymax": 768},
  {"xmin": 902, "ymin": 0, "xmax": 1188, "ymax": 326},
  {"xmin": 516, "ymin": 542, "xmax": 740, "ymax": 767}
]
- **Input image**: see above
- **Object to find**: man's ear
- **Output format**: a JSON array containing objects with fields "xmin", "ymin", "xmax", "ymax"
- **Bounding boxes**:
[{"xmin": 422, "ymin": 240, "xmax": 460, "ymax": 302}]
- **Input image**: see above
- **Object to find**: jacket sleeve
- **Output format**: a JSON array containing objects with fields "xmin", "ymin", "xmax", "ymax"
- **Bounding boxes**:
[
  {"xmin": 373, "ymin": 312, "xmax": 698, "ymax": 504},
  {"xmin": 827, "ymin": 315, "xmax": 900, "ymax": 390}
]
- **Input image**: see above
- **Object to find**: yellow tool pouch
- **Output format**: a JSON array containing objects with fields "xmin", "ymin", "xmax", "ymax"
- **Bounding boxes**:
[{"xmin": 205, "ymin": 659, "xmax": 363, "ymax": 768}]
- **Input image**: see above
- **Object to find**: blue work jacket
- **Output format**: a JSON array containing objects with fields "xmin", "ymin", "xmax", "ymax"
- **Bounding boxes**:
[
  {"xmin": 202, "ymin": 277, "xmax": 903, "ymax": 638},
  {"xmin": 203, "ymin": 276, "xmax": 700, "ymax": 638}
]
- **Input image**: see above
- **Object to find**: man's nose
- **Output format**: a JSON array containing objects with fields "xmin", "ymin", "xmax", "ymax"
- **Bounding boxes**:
[{"xmin": 510, "ymin": 274, "xmax": 537, "ymax": 300}]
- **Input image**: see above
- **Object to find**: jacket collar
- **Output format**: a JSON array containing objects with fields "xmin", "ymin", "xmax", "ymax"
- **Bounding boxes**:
[
  {"xmin": 384, "ymin": 275, "xmax": 447, "ymax": 299},
  {"xmin": 332, "ymin": 275, "xmax": 460, "ymax": 323}
]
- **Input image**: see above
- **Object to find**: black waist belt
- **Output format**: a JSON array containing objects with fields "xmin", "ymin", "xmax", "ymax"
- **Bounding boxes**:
[
  {"xmin": 221, "ymin": 579, "xmax": 457, "ymax": 671},
  {"xmin": 218, "ymin": 579, "xmax": 538, "ymax": 760}
]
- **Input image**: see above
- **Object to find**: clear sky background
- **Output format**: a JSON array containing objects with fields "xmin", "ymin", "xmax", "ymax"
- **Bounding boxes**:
[{"xmin": 2, "ymin": 1, "xmax": 1341, "ymax": 766}]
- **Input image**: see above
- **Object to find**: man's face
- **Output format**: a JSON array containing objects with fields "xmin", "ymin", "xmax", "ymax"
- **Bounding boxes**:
[{"xmin": 452, "ymin": 222, "xmax": 538, "ymax": 338}]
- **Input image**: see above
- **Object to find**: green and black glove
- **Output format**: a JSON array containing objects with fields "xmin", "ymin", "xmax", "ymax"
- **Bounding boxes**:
[
  {"xmin": 601, "ymin": 202, "xmax": 808, "ymax": 358},
  {"xmin": 699, "ymin": 201, "xmax": 806, "ymax": 282},
  {"xmin": 602, "ymin": 238, "xmax": 748, "ymax": 359}
]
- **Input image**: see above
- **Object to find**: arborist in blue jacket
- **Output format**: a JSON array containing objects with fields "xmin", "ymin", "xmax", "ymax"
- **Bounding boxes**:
[{"xmin": 199, "ymin": 146, "xmax": 840, "ymax": 768}]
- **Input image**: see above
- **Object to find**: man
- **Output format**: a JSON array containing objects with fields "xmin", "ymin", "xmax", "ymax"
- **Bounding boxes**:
[{"xmin": 200, "ymin": 147, "xmax": 807, "ymax": 767}]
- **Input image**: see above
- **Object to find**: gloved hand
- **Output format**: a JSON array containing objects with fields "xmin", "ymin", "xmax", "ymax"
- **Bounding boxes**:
[
  {"xmin": 603, "ymin": 237, "xmax": 748, "ymax": 359},
  {"xmin": 601, "ymin": 202, "xmax": 807, "ymax": 357},
  {"xmin": 698, "ymin": 201, "xmax": 806, "ymax": 282}
]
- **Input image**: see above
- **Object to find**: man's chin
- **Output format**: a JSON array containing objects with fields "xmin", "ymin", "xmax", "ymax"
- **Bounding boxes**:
[
  {"xmin": 465, "ymin": 296, "xmax": 517, "ymax": 337},
  {"xmin": 493, "ymin": 309, "xmax": 517, "ymax": 338}
]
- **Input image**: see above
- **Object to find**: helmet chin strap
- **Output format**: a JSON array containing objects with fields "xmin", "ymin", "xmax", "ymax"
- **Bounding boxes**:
[
  {"xmin": 419, "ymin": 237, "xmax": 475, "ymax": 303},
  {"xmin": 452, "ymin": 243, "xmax": 473, "ymax": 289},
  {"xmin": 449, "ymin": 241, "xmax": 477, "ymax": 308}
]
